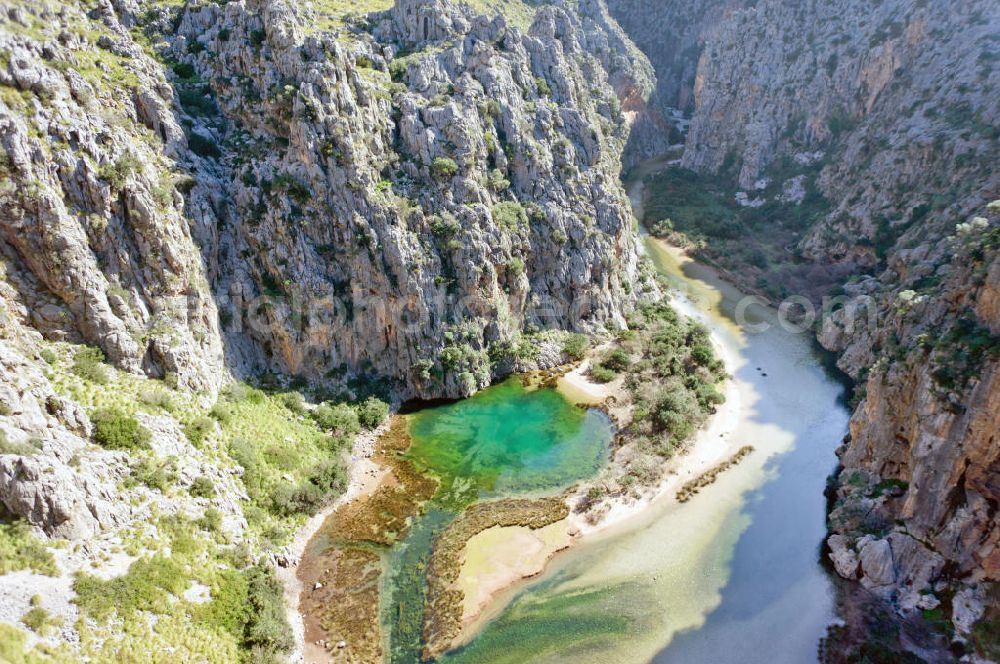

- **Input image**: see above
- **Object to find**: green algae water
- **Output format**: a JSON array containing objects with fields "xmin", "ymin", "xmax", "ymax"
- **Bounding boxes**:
[
  {"xmin": 434, "ymin": 171, "xmax": 849, "ymax": 663},
  {"xmin": 382, "ymin": 378, "xmax": 614, "ymax": 663},
  {"xmin": 406, "ymin": 378, "xmax": 612, "ymax": 501}
]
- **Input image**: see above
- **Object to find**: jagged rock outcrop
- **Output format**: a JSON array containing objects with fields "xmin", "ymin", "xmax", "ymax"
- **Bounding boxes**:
[
  {"xmin": 0, "ymin": 0, "xmax": 654, "ymax": 540},
  {"xmin": 605, "ymin": 0, "xmax": 745, "ymax": 167},
  {"xmin": 599, "ymin": 0, "xmax": 1000, "ymax": 655},
  {"xmin": 0, "ymin": 0, "xmax": 227, "ymax": 392},
  {"xmin": 823, "ymin": 211, "xmax": 1000, "ymax": 644},
  {"xmin": 678, "ymin": 0, "xmax": 1000, "ymax": 267},
  {"xmin": 164, "ymin": 0, "xmax": 646, "ymax": 399}
]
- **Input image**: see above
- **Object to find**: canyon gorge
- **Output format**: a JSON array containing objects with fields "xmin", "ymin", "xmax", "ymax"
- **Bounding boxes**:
[{"xmin": 0, "ymin": 0, "xmax": 997, "ymax": 662}]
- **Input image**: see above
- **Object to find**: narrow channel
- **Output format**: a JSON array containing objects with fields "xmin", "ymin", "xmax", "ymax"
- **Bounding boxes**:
[{"xmin": 438, "ymin": 162, "xmax": 851, "ymax": 663}]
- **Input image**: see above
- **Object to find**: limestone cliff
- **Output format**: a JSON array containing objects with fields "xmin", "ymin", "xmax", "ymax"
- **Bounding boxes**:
[
  {"xmin": 170, "ymin": 0, "xmax": 648, "ymax": 399},
  {"xmin": 680, "ymin": 0, "xmax": 1000, "ymax": 268},
  {"xmin": 0, "ymin": 0, "xmax": 656, "ymax": 656}
]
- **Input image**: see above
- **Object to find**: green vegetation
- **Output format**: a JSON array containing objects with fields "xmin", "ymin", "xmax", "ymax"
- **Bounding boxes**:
[
  {"xmin": 356, "ymin": 396, "xmax": 389, "ymax": 429},
  {"xmin": 492, "ymin": 201, "xmax": 528, "ymax": 230},
  {"xmin": 642, "ymin": 163, "xmax": 833, "ymax": 300},
  {"xmin": 91, "ymin": 408, "xmax": 151, "ymax": 450},
  {"xmin": 561, "ymin": 333, "xmax": 589, "ymax": 361},
  {"xmin": 312, "ymin": 401, "xmax": 360, "ymax": 434},
  {"xmin": 615, "ymin": 301, "xmax": 726, "ymax": 457},
  {"xmin": 189, "ymin": 476, "xmax": 215, "ymax": 498},
  {"xmin": 930, "ymin": 310, "xmax": 1000, "ymax": 395},
  {"xmin": 98, "ymin": 152, "xmax": 142, "ymax": 193},
  {"xmin": 71, "ymin": 347, "xmax": 110, "ymax": 384},
  {"xmin": 213, "ymin": 383, "xmax": 348, "ymax": 529},
  {"xmin": 431, "ymin": 156, "xmax": 459, "ymax": 179},
  {"xmin": 21, "ymin": 606, "xmax": 61, "ymax": 635},
  {"xmin": 184, "ymin": 416, "xmax": 216, "ymax": 447},
  {"xmin": 72, "ymin": 534, "xmax": 293, "ymax": 663},
  {"xmin": 188, "ymin": 132, "xmax": 222, "ymax": 159},
  {"xmin": 971, "ymin": 586, "xmax": 1000, "ymax": 661},
  {"xmin": 0, "ymin": 518, "xmax": 58, "ymax": 576}
]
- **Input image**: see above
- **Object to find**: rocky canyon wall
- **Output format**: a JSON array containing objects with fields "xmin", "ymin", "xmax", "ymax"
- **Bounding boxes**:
[
  {"xmin": 604, "ymin": 0, "xmax": 1000, "ymax": 657},
  {"xmin": 613, "ymin": 0, "xmax": 1000, "ymax": 656},
  {"xmin": 1, "ymin": 0, "xmax": 656, "ymax": 403}
]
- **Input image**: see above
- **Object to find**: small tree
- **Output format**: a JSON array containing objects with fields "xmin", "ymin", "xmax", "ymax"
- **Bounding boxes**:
[
  {"xmin": 356, "ymin": 397, "xmax": 389, "ymax": 430},
  {"xmin": 562, "ymin": 333, "xmax": 589, "ymax": 361},
  {"xmin": 72, "ymin": 347, "xmax": 110, "ymax": 384},
  {"xmin": 431, "ymin": 157, "xmax": 459, "ymax": 179},
  {"xmin": 91, "ymin": 408, "xmax": 151, "ymax": 451}
]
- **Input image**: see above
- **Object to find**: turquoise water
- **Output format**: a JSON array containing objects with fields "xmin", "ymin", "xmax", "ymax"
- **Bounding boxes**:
[
  {"xmin": 406, "ymin": 378, "xmax": 612, "ymax": 501},
  {"xmin": 433, "ymin": 231, "xmax": 848, "ymax": 661},
  {"xmin": 382, "ymin": 378, "xmax": 613, "ymax": 663}
]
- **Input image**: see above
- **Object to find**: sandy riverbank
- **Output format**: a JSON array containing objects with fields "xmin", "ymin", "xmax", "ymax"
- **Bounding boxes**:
[
  {"xmin": 279, "ymin": 424, "xmax": 390, "ymax": 664},
  {"xmin": 450, "ymin": 325, "xmax": 744, "ymax": 647}
]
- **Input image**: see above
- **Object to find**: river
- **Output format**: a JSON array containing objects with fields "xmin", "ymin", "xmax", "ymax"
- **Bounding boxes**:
[{"xmin": 437, "ymin": 164, "xmax": 851, "ymax": 663}]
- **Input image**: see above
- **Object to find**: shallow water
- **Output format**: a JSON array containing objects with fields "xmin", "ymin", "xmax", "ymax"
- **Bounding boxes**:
[
  {"xmin": 382, "ymin": 378, "xmax": 613, "ymax": 663},
  {"xmin": 439, "ymin": 186, "xmax": 850, "ymax": 663},
  {"xmin": 406, "ymin": 378, "xmax": 612, "ymax": 502}
]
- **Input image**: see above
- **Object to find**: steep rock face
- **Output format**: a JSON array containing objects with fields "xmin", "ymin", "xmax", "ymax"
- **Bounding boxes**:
[
  {"xmin": 601, "ymin": 0, "xmax": 1000, "ymax": 653},
  {"xmin": 0, "ymin": 0, "xmax": 653, "ymax": 538},
  {"xmin": 823, "ymin": 215, "xmax": 1000, "ymax": 639},
  {"xmin": 681, "ymin": 0, "xmax": 1000, "ymax": 266},
  {"xmin": 605, "ymin": 0, "xmax": 745, "ymax": 167},
  {"xmin": 0, "ymin": 1, "xmax": 227, "ymax": 392},
  {"xmin": 171, "ymin": 0, "xmax": 646, "ymax": 398}
]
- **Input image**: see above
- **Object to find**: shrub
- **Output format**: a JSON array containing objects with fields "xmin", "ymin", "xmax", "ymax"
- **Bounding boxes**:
[
  {"xmin": 177, "ymin": 86, "xmax": 217, "ymax": 116},
  {"xmin": 430, "ymin": 213, "xmax": 461, "ymax": 238},
  {"xmin": 312, "ymin": 402, "xmax": 359, "ymax": 435},
  {"xmin": 38, "ymin": 348, "xmax": 57, "ymax": 364},
  {"xmin": 243, "ymin": 563, "xmax": 294, "ymax": 659},
  {"xmin": 431, "ymin": 156, "xmax": 459, "ymax": 179},
  {"xmin": 131, "ymin": 457, "xmax": 176, "ymax": 492},
  {"xmin": 140, "ymin": 389, "xmax": 177, "ymax": 413},
  {"xmin": 72, "ymin": 347, "xmax": 110, "ymax": 384},
  {"xmin": 189, "ymin": 132, "xmax": 222, "ymax": 159},
  {"xmin": 356, "ymin": 396, "xmax": 389, "ymax": 430},
  {"xmin": 229, "ymin": 438, "xmax": 265, "ymax": 504},
  {"xmin": 91, "ymin": 408, "xmax": 151, "ymax": 450},
  {"xmin": 278, "ymin": 391, "xmax": 306, "ymax": 415},
  {"xmin": 535, "ymin": 76, "xmax": 552, "ymax": 96},
  {"xmin": 20, "ymin": 606, "xmax": 54, "ymax": 633},
  {"xmin": 487, "ymin": 168, "xmax": 510, "ymax": 191},
  {"xmin": 562, "ymin": 333, "xmax": 589, "ymax": 361},
  {"xmin": 690, "ymin": 344, "xmax": 715, "ymax": 366},
  {"xmin": 98, "ymin": 152, "xmax": 141, "ymax": 192},
  {"xmin": 184, "ymin": 416, "xmax": 215, "ymax": 447},
  {"xmin": 0, "ymin": 400, "xmax": 10, "ymax": 416},
  {"xmin": 198, "ymin": 569, "xmax": 249, "ymax": 638},
  {"xmin": 0, "ymin": 519, "xmax": 57, "ymax": 576},
  {"xmin": 189, "ymin": 476, "xmax": 215, "ymax": 498},
  {"xmin": 172, "ymin": 62, "xmax": 196, "ymax": 79},
  {"xmin": 210, "ymin": 401, "xmax": 234, "ymax": 423},
  {"xmin": 590, "ymin": 365, "xmax": 617, "ymax": 383},
  {"xmin": 73, "ymin": 555, "xmax": 187, "ymax": 622},
  {"xmin": 197, "ymin": 507, "xmax": 223, "ymax": 532},
  {"xmin": 222, "ymin": 383, "xmax": 265, "ymax": 404},
  {"xmin": 505, "ymin": 257, "xmax": 525, "ymax": 276},
  {"xmin": 652, "ymin": 390, "xmax": 698, "ymax": 440},
  {"xmin": 306, "ymin": 459, "xmax": 346, "ymax": 495},
  {"xmin": 600, "ymin": 348, "xmax": 631, "ymax": 372},
  {"xmin": 492, "ymin": 201, "xmax": 528, "ymax": 230}
]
